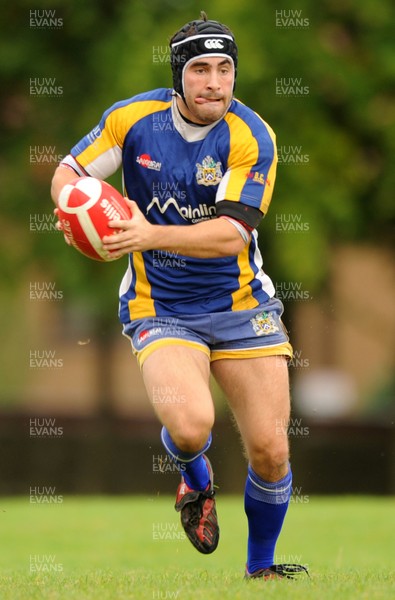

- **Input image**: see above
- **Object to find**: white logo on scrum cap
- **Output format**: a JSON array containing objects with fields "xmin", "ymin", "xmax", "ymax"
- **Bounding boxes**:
[{"xmin": 204, "ymin": 39, "xmax": 224, "ymax": 49}]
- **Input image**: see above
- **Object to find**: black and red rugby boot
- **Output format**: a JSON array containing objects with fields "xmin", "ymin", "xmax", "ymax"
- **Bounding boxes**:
[{"xmin": 175, "ymin": 454, "xmax": 219, "ymax": 554}]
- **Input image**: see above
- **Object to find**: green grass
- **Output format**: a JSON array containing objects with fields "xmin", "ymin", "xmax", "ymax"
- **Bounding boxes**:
[{"xmin": 0, "ymin": 496, "xmax": 394, "ymax": 599}]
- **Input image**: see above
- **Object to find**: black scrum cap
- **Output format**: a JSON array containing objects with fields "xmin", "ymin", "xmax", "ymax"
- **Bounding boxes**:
[{"xmin": 170, "ymin": 16, "xmax": 238, "ymax": 100}]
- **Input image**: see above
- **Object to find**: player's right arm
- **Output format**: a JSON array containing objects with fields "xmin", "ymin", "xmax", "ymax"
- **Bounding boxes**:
[
  {"xmin": 51, "ymin": 165, "xmax": 81, "ymax": 206},
  {"xmin": 51, "ymin": 98, "xmax": 131, "ymax": 207}
]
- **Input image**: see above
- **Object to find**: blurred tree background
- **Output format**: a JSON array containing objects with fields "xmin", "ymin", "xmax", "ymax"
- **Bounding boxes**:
[{"xmin": 0, "ymin": 0, "xmax": 394, "ymax": 414}]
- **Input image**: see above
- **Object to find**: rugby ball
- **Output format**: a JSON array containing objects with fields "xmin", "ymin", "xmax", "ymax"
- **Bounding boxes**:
[{"xmin": 57, "ymin": 177, "xmax": 131, "ymax": 261}]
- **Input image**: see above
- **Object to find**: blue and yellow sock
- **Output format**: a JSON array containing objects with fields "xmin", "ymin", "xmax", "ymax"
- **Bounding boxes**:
[
  {"xmin": 244, "ymin": 463, "xmax": 292, "ymax": 573},
  {"xmin": 161, "ymin": 426, "xmax": 211, "ymax": 491}
]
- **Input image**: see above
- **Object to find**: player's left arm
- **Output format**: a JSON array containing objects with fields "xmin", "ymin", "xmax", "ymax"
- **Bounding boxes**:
[
  {"xmin": 103, "ymin": 112, "xmax": 277, "ymax": 259},
  {"xmin": 102, "ymin": 199, "xmax": 247, "ymax": 258},
  {"xmin": 103, "ymin": 174, "xmax": 272, "ymax": 259}
]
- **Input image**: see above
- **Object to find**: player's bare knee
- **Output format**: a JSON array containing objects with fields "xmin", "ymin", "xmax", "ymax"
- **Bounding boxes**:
[
  {"xmin": 249, "ymin": 442, "xmax": 289, "ymax": 481},
  {"xmin": 171, "ymin": 422, "xmax": 213, "ymax": 454}
]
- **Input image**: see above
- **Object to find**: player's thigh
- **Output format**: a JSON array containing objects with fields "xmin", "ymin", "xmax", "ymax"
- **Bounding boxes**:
[
  {"xmin": 142, "ymin": 345, "xmax": 215, "ymax": 446},
  {"xmin": 211, "ymin": 355, "xmax": 290, "ymax": 454}
]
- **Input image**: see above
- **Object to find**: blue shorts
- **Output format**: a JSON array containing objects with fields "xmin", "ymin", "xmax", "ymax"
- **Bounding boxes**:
[{"xmin": 122, "ymin": 297, "xmax": 292, "ymax": 367}]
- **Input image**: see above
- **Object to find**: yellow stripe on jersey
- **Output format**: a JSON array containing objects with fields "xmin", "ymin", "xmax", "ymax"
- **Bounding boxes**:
[
  {"xmin": 222, "ymin": 111, "xmax": 277, "ymax": 215},
  {"xmin": 261, "ymin": 151, "xmax": 277, "ymax": 214},
  {"xmin": 254, "ymin": 114, "xmax": 278, "ymax": 215},
  {"xmin": 224, "ymin": 111, "xmax": 259, "ymax": 199},
  {"xmin": 128, "ymin": 251, "xmax": 156, "ymax": 319},
  {"xmin": 231, "ymin": 241, "xmax": 260, "ymax": 311},
  {"xmin": 77, "ymin": 100, "xmax": 171, "ymax": 170}
]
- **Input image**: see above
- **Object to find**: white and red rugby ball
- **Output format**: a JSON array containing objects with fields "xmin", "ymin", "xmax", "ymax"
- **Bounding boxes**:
[{"xmin": 57, "ymin": 177, "xmax": 131, "ymax": 261}]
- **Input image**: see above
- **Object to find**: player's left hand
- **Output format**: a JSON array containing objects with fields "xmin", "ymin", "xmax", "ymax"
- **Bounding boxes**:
[{"xmin": 102, "ymin": 199, "xmax": 156, "ymax": 257}]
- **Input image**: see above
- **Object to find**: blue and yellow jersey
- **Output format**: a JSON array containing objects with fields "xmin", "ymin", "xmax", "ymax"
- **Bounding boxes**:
[{"xmin": 63, "ymin": 88, "xmax": 278, "ymax": 321}]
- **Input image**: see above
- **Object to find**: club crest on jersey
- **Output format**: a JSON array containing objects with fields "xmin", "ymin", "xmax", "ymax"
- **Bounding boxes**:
[
  {"xmin": 196, "ymin": 156, "xmax": 223, "ymax": 186},
  {"xmin": 250, "ymin": 311, "xmax": 280, "ymax": 336}
]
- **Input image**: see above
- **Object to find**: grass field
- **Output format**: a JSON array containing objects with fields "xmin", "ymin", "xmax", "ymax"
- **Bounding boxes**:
[{"xmin": 0, "ymin": 495, "xmax": 394, "ymax": 599}]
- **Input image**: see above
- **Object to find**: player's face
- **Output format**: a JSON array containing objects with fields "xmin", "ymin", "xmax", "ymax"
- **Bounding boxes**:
[{"xmin": 180, "ymin": 57, "xmax": 234, "ymax": 124}]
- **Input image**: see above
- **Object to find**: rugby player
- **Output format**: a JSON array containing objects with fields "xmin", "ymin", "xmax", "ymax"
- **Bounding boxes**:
[{"xmin": 51, "ymin": 12, "xmax": 308, "ymax": 581}]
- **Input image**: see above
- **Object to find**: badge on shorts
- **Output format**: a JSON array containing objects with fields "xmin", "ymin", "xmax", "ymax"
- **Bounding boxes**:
[{"xmin": 250, "ymin": 311, "xmax": 280, "ymax": 336}]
